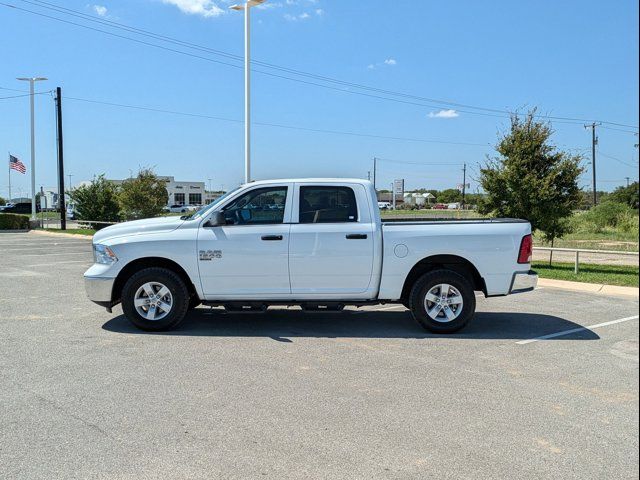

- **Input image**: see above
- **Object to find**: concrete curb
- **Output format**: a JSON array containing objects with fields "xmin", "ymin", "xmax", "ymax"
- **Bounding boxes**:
[
  {"xmin": 29, "ymin": 229, "xmax": 93, "ymax": 240},
  {"xmin": 538, "ymin": 278, "xmax": 639, "ymax": 298}
]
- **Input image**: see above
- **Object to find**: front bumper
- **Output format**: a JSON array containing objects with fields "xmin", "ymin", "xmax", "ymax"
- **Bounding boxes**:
[
  {"xmin": 510, "ymin": 270, "xmax": 538, "ymax": 294},
  {"xmin": 84, "ymin": 276, "xmax": 115, "ymax": 307}
]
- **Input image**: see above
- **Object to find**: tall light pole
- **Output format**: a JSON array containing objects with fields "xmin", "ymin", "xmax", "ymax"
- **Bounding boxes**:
[
  {"xmin": 17, "ymin": 76, "xmax": 47, "ymax": 220},
  {"xmin": 230, "ymin": 0, "xmax": 266, "ymax": 184},
  {"xmin": 68, "ymin": 174, "xmax": 74, "ymax": 191}
]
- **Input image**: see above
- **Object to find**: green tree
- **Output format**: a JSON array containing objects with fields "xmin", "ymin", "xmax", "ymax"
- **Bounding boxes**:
[
  {"xmin": 118, "ymin": 169, "xmax": 168, "ymax": 220},
  {"xmin": 437, "ymin": 189, "xmax": 462, "ymax": 204},
  {"xmin": 478, "ymin": 111, "xmax": 584, "ymax": 246},
  {"xmin": 68, "ymin": 175, "xmax": 121, "ymax": 228},
  {"xmin": 609, "ymin": 181, "xmax": 639, "ymax": 209},
  {"xmin": 0, "ymin": 196, "xmax": 6, "ymax": 206}
]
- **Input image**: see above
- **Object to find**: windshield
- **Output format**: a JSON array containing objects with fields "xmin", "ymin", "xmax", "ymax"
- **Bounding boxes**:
[{"xmin": 182, "ymin": 186, "xmax": 242, "ymax": 220}]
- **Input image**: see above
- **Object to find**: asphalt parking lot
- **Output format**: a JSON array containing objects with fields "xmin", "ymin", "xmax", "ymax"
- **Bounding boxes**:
[{"xmin": 1, "ymin": 232, "xmax": 638, "ymax": 480}]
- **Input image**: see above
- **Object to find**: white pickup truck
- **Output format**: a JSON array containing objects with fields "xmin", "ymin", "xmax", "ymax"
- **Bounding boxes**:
[{"xmin": 84, "ymin": 178, "xmax": 537, "ymax": 333}]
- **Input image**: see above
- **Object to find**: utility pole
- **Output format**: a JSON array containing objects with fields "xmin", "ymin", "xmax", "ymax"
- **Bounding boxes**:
[
  {"xmin": 55, "ymin": 87, "xmax": 66, "ymax": 230},
  {"xmin": 626, "ymin": 177, "xmax": 630, "ymax": 187},
  {"xmin": 462, "ymin": 163, "xmax": 467, "ymax": 209},
  {"xmin": 68, "ymin": 174, "xmax": 73, "ymax": 191},
  {"xmin": 584, "ymin": 122, "xmax": 600, "ymax": 206},
  {"xmin": 367, "ymin": 171, "xmax": 371, "ymax": 181}
]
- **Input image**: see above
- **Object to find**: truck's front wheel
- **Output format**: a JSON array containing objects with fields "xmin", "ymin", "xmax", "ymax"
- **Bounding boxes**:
[
  {"xmin": 409, "ymin": 269, "xmax": 476, "ymax": 334},
  {"xmin": 121, "ymin": 267, "xmax": 190, "ymax": 331}
]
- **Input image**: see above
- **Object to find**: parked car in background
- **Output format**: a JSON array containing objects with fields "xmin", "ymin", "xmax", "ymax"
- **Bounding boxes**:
[
  {"xmin": 167, "ymin": 204, "xmax": 189, "ymax": 213},
  {"xmin": 167, "ymin": 204, "xmax": 199, "ymax": 214},
  {"xmin": 433, "ymin": 203, "xmax": 447, "ymax": 210},
  {"xmin": 85, "ymin": 178, "xmax": 536, "ymax": 334},
  {"xmin": 1, "ymin": 202, "xmax": 39, "ymax": 214},
  {"xmin": 378, "ymin": 201, "xmax": 391, "ymax": 210}
]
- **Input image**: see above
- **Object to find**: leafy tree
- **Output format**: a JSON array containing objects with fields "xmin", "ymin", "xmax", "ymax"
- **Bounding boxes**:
[
  {"xmin": 0, "ymin": 196, "xmax": 6, "ymax": 206},
  {"xmin": 609, "ymin": 181, "xmax": 639, "ymax": 209},
  {"xmin": 478, "ymin": 111, "xmax": 584, "ymax": 246},
  {"xmin": 118, "ymin": 168, "xmax": 168, "ymax": 220},
  {"xmin": 68, "ymin": 175, "xmax": 121, "ymax": 228},
  {"xmin": 437, "ymin": 188, "xmax": 462, "ymax": 204}
]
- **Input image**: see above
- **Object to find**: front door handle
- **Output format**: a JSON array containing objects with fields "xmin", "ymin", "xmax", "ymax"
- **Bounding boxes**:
[
  {"xmin": 346, "ymin": 234, "xmax": 368, "ymax": 240},
  {"xmin": 261, "ymin": 235, "xmax": 283, "ymax": 241}
]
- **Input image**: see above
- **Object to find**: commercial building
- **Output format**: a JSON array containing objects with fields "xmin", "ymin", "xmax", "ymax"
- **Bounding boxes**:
[{"xmin": 161, "ymin": 176, "xmax": 205, "ymax": 206}]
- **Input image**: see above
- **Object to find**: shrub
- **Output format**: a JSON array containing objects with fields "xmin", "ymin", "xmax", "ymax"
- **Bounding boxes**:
[
  {"xmin": 68, "ymin": 175, "xmax": 121, "ymax": 230},
  {"xmin": 570, "ymin": 201, "xmax": 639, "ymax": 235},
  {"xmin": 118, "ymin": 169, "xmax": 169, "ymax": 220},
  {"xmin": 0, "ymin": 213, "xmax": 30, "ymax": 230}
]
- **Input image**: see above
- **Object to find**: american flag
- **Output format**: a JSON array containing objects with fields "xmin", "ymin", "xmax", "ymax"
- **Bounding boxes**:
[{"xmin": 9, "ymin": 154, "xmax": 26, "ymax": 174}]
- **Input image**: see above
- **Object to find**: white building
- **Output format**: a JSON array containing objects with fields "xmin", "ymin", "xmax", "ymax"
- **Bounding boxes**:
[
  {"xmin": 160, "ymin": 176, "xmax": 205, "ymax": 206},
  {"xmin": 39, "ymin": 190, "xmax": 60, "ymax": 210},
  {"xmin": 403, "ymin": 192, "xmax": 435, "ymax": 207}
]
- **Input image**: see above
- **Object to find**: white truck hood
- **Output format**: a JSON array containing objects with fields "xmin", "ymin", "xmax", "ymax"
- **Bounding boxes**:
[{"xmin": 93, "ymin": 216, "xmax": 185, "ymax": 243}]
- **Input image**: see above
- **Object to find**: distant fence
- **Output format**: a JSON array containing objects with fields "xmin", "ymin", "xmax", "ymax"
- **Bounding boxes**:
[{"xmin": 533, "ymin": 247, "xmax": 639, "ymax": 273}]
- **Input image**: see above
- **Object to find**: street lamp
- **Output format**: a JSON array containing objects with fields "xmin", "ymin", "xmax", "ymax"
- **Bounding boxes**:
[
  {"xmin": 230, "ymin": 0, "xmax": 266, "ymax": 184},
  {"xmin": 17, "ymin": 76, "xmax": 47, "ymax": 220}
]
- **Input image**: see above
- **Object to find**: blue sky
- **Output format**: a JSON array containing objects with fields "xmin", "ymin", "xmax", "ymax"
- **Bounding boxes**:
[{"xmin": 1, "ymin": 0, "xmax": 638, "ymax": 199}]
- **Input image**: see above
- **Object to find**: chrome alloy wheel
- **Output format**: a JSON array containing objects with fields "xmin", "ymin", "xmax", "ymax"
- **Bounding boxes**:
[
  {"xmin": 423, "ymin": 283, "xmax": 464, "ymax": 323},
  {"xmin": 134, "ymin": 282, "xmax": 173, "ymax": 321}
]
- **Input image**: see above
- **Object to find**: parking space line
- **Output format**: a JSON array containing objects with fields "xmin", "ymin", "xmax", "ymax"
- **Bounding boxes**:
[
  {"xmin": 1, "ymin": 247, "xmax": 91, "ymax": 253},
  {"xmin": 516, "ymin": 315, "xmax": 639, "ymax": 345},
  {"xmin": 20, "ymin": 260, "xmax": 91, "ymax": 267},
  {"xmin": 14, "ymin": 252, "xmax": 91, "ymax": 257}
]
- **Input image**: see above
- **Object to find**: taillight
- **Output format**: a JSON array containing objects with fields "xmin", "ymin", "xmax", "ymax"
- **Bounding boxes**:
[{"xmin": 518, "ymin": 234, "xmax": 533, "ymax": 264}]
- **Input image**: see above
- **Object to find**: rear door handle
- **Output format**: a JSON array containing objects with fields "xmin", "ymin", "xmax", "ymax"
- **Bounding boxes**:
[
  {"xmin": 261, "ymin": 235, "xmax": 283, "ymax": 241},
  {"xmin": 346, "ymin": 234, "xmax": 368, "ymax": 240}
]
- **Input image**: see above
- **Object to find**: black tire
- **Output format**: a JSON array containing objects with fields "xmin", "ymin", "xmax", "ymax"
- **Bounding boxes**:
[
  {"xmin": 121, "ymin": 267, "xmax": 190, "ymax": 331},
  {"xmin": 188, "ymin": 295, "xmax": 202, "ymax": 310},
  {"xmin": 409, "ymin": 269, "xmax": 476, "ymax": 334}
]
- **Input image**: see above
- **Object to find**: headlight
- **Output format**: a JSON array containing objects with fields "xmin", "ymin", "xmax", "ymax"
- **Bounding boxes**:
[{"xmin": 93, "ymin": 244, "xmax": 118, "ymax": 265}]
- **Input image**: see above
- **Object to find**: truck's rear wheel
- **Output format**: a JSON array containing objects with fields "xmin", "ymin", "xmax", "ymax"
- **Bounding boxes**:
[
  {"xmin": 409, "ymin": 269, "xmax": 476, "ymax": 334},
  {"xmin": 121, "ymin": 267, "xmax": 189, "ymax": 331}
]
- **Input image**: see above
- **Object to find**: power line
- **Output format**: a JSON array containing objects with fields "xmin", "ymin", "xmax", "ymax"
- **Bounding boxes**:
[
  {"xmin": 374, "ymin": 157, "xmax": 466, "ymax": 166},
  {"xmin": 4, "ymin": 0, "xmax": 639, "ymax": 129},
  {"xmin": 60, "ymin": 94, "xmax": 492, "ymax": 147},
  {"xmin": 0, "ymin": 2, "xmax": 513, "ymax": 118},
  {"xmin": 597, "ymin": 151, "xmax": 638, "ymax": 168},
  {"xmin": 0, "ymin": 93, "xmax": 32, "ymax": 99},
  {"xmin": 599, "ymin": 125, "xmax": 639, "ymax": 134},
  {"xmin": 9, "ymin": 0, "xmax": 523, "ymax": 116}
]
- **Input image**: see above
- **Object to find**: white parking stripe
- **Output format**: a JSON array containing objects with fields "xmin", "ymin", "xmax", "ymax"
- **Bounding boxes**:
[
  {"xmin": 14, "ymin": 252, "xmax": 91, "ymax": 257},
  {"xmin": 517, "ymin": 315, "xmax": 639, "ymax": 345},
  {"xmin": 20, "ymin": 260, "xmax": 91, "ymax": 267}
]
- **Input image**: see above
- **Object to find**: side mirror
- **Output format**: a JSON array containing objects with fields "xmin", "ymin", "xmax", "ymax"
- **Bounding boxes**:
[{"xmin": 206, "ymin": 211, "xmax": 226, "ymax": 227}]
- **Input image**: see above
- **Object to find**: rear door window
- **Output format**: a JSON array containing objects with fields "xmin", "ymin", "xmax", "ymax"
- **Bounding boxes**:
[{"xmin": 299, "ymin": 186, "xmax": 358, "ymax": 223}]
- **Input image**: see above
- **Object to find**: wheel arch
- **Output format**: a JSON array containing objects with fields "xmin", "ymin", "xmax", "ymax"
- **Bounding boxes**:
[
  {"xmin": 111, "ymin": 257, "xmax": 198, "ymax": 305},
  {"xmin": 400, "ymin": 254, "xmax": 486, "ymax": 302}
]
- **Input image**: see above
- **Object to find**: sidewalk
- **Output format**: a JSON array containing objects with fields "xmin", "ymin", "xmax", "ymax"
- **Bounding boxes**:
[{"xmin": 538, "ymin": 278, "xmax": 639, "ymax": 298}]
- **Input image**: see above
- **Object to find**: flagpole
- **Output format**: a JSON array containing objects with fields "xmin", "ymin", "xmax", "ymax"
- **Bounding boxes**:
[{"xmin": 7, "ymin": 152, "xmax": 11, "ymax": 203}]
